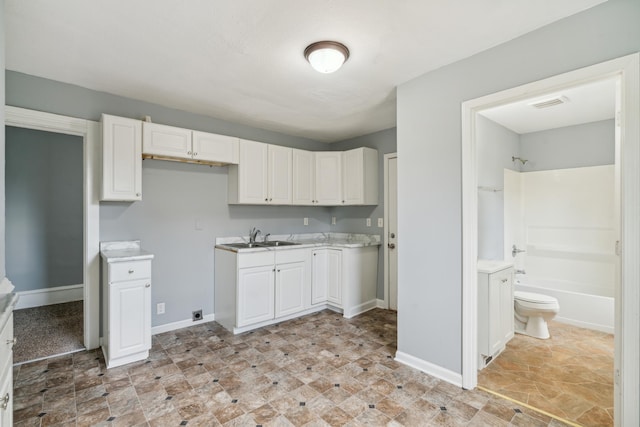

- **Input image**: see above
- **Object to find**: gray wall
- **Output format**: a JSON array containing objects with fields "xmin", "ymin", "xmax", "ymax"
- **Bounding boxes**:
[
  {"xmin": 331, "ymin": 127, "xmax": 397, "ymax": 299},
  {"xmin": 520, "ymin": 119, "xmax": 615, "ymax": 171},
  {"xmin": 6, "ymin": 127, "xmax": 83, "ymax": 292},
  {"xmin": 0, "ymin": 0, "xmax": 5, "ymax": 282},
  {"xmin": 476, "ymin": 115, "xmax": 519, "ymax": 260},
  {"xmin": 396, "ymin": 0, "xmax": 639, "ymax": 374}
]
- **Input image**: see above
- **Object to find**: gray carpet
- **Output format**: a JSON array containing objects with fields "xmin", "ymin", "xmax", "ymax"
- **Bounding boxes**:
[{"xmin": 13, "ymin": 301, "xmax": 85, "ymax": 364}]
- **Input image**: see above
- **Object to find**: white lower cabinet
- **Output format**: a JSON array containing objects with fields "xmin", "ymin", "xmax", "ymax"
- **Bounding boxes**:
[
  {"xmin": 312, "ymin": 248, "xmax": 342, "ymax": 306},
  {"xmin": 102, "ymin": 258, "xmax": 153, "ymax": 368},
  {"xmin": 237, "ymin": 265, "xmax": 276, "ymax": 327},
  {"xmin": 0, "ymin": 313, "xmax": 14, "ymax": 427},
  {"xmin": 275, "ymin": 261, "xmax": 306, "ymax": 317},
  {"xmin": 478, "ymin": 263, "xmax": 514, "ymax": 369}
]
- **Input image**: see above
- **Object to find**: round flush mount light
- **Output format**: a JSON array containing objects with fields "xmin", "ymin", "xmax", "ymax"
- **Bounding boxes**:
[{"xmin": 304, "ymin": 41, "xmax": 350, "ymax": 73}]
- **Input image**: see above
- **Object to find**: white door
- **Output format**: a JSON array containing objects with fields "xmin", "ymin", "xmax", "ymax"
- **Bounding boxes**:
[
  {"xmin": 110, "ymin": 279, "xmax": 151, "ymax": 358},
  {"xmin": 311, "ymin": 249, "xmax": 328, "ymax": 304},
  {"xmin": 237, "ymin": 265, "xmax": 275, "ymax": 327},
  {"xmin": 387, "ymin": 155, "xmax": 399, "ymax": 310},
  {"xmin": 268, "ymin": 145, "xmax": 292, "ymax": 204},
  {"xmin": 238, "ymin": 139, "xmax": 269, "ymax": 204},
  {"xmin": 275, "ymin": 262, "xmax": 305, "ymax": 317}
]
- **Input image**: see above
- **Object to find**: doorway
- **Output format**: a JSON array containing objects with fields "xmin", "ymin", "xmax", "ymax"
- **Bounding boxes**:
[
  {"xmin": 384, "ymin": 153, "xmax": 398, "ymax": 310},
  {"xmin": 461, "ymin": 54, "xmax": 640, "ymax": 426},
  {"xmin": 5, "ymin": 106, "xmax": 101, "ymax": 353}
]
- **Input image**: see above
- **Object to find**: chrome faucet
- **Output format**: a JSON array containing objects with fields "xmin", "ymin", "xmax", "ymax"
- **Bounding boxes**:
[
  {"xmin": 263, "ymin": 233, "xmax": 271, "ymax": 243},
  {"xmin": 515, "ymin": 269, "xmax": 526, "ymax": 275},
  {"xmin": 512, "ymin": 244, "xmax": 526, "ymax": 258},
  {"xmin": 249, "ymin": 227, "xmax": 261, "ymax": 244}
]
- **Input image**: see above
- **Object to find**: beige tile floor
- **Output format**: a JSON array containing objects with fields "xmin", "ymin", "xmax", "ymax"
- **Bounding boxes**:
[
  {"xmin": 478, "ymin": 321, "xmax": 614, "ymax": 427},
  {"xmin": 14, "ymin": 309, "xmax": 573, "ymax": 426}
]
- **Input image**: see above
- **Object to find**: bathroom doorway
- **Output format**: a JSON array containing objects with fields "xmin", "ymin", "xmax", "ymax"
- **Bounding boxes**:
[{"xmin": 460, "ymin": 54, "xmax": 640, "ymax": 427}]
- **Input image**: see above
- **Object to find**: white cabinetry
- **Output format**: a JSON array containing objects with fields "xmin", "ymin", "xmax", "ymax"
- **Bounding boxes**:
[
  {"xmin": 215, "ymin": 248, "xmax": 310, "ymax": 332},
  {"xmin": 101, "ymin": 114, "xmax": 142, "ymax": 201},
  {"xmin": 292, "ymin": 149, "xmax": 315, "ymax": 205},
  {"xmin": 315, "ymin": 152, "xmax": 342, "ymax": 205},
  {"xmin": 478, "ymin": 262, "xmax": 514, "ymax": 369},
  {"xmin": 228, "ymin": 140, "xmax": 292, "ymax": 204},
  {"xmin": 102, "ymin": 257, "xmax": 153, "ymax": 369},
  {"xmin": 0, "ymin": 312, "xmax": 14, "ymax": 427},
  {"xmin": 143, "ymin": 122, "xmax": 239, "ymax": 164},
  {"xmin": 312, "ymin": 248, "xmax": 342, "ymax": 306},
  {"xmin": 342, "ymin": 147, "xmax": 378, "ymax": 205}
]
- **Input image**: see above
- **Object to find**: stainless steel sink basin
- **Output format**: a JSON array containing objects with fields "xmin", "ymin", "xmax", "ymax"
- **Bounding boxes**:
[
  {"xmin": 223, "ymin": 241, "xmax": 300, "ymax": 249},
  {"xmin": 223, "ymin": 242, "xmax": 263, "ymax": 249}
]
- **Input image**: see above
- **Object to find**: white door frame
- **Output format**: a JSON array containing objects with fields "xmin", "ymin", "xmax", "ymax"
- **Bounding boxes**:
[
  {"xmin": 461, "ymin": 53, "xmax": 639, "ymax": 427},
  {"xmin": 383, "ymin": 152, "xmax": 398, "ymax": 309},
  {"xmin": 5, "ymin": 106, "xmax": 100, "ymax": 350}
]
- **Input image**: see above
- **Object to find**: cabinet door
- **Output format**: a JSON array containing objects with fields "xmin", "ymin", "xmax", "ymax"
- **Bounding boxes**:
[
  {"xmin": 109, "ymin": 279, "xmax": 151, "ymax": 359},
  {"xmin": 101, "ymin": 114, "xmax": 142, "ymax": 201},
  {"xmin": 142, "ymin": 122, "xmax": 192, "ymax": 159},
  {"xmin": 315, "ymin": 152, "xmax": 342, "ymax": 205},
  {"xmin": 343, "ymin": 148, "xmax": 364, "ymax": 205},
  {"xmin": 311, "ymin": 250, "xmax": 328, "ymax": 304},
  {"xmin": 327, "ymin": 249, "xmax": 343, "ymax": 305},
  {"xmin": 238, "ymin": 265, "xmax": 275, "ymax": 327},
  {"xmin": 192, "ymin": 131, "xmax": 239, "ymax": 164},
  {"xmin": 275, "ymin": 262, "xmax": 305, "ymax": 317},
  {"xmin": 238, "ymin": 139, "xmax": 269, "ymax": 204},
  {"xmin": 499, "ymin": 273, "xmax": 514, "ymax": 344},
  {"xmin": 0, "ymin": 362, "xmax": 11, "ymax": 427},
  {"xmin": 292, "ymin": 149, "xmax": 315, "ymax": 205},
  {"xmin": 488, "ymin": 274, "xmax": 503, "ymax": 355},
  {"xmin": 268, "ymin": 145, "xmax": 293, "ymax": 204}
]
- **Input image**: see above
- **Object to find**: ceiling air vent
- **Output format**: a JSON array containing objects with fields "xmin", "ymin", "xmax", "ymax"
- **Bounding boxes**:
[{"xmin": 529, "ymin": 95, "xmax": 569, "ymax": 109}]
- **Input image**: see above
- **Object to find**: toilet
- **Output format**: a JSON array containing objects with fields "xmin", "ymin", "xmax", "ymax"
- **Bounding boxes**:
[{"xmin": 514, "ymin": 291, "xmax": 560, "ymax": 339}]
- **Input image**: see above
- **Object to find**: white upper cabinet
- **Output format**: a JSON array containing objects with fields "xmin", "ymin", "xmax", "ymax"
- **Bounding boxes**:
[
  {"xmin": 292, "ymin": 149, "xmax": 315, "ymax": 205},
  {"xmin": 101, "ymin": 114, "xmax": 142, "ymax": 201},
  {"xmin": 228, "ymin": 139, "xmax": 292, "ymax": 204},
  {"xmin": 143, "ymin": 122, "xmax": 191, "ymax": 158},
  {"xmin": 315, "ymin": 152, "xmax": 342, "ymax": 205},
  {"xmin": 342, "ymin": 147, "xmax": 378, "ymax": 205},
  {"xmin": 192, "ymin": 131, "xmax": 239, "ymax": 164},
  {"xmin": 143, "ymin": 122, "xmax": 239, "ymax": 165}
]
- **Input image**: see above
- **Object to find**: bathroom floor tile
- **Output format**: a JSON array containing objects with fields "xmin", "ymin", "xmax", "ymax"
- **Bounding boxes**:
[{"xmin": 478, "ymin": 321, "xmax": 613, "ymax": 427}]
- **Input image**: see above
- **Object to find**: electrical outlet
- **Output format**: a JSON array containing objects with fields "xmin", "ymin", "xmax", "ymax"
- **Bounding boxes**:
[
  {"xmin": 157, "ymin": 303, "xmax": 165, "ymax": 315},
  {"xmin": 366, "ymin": 218, "xmax": 371, "ymax": 227},
  {"xmin": 192, "ymin": 309, "xmax": 203, "ymax": 322},
  {"xmin": 331, "ymin": 217, "xmax": 336, "ymax": 225},
  {"xmin": 378, "ymin": 218, "xmax": 384, "ymax": 227},
  {"xmin": 304, "ymin": 217, "xmax": 309, "ymax": 226}
]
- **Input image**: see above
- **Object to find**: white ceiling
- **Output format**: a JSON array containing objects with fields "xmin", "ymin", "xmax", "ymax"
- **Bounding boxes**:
[
  {"xmin": 479, "ymin": 77, "xmax": 617, "ymax": 134},
  {"xmin": 5, "ymin": 0, "xmax": 606, "ymax": 143}
]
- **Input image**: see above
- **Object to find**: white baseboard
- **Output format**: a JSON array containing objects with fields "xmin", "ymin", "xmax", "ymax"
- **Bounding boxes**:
[
  {"xmin": 343, "ymin": 299, "xmax": 377, "ymax": 319},
  {"xmin": 151, "ymin": 313, "xmax": 215, "ymax": 335},
  {"xmin": 395, "ymin": 351, "xmax": 463, "ymax": 388},
  {"xmin": 0, "ymin": 277, "xmax": 15, "ymax": 294},
  {"xmin": 376, "ymin": 299, "xmax": 387, "ymax": 309},
  {"xmin": 555, "ymin": 316, "xmax": 614, "ymax": 334},
  {"xmin": 16, "ymin": 284, "xmax": 83, "ymax": 309}
]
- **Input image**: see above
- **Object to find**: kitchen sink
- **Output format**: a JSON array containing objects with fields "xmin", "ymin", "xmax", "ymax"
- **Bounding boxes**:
[
  {"xmin": 223, "ymin": 242, "xmax": 263, "ymax": 249},
  {"xmin": 259, "ymin": 240, "xmax": 299, "ymax": 247},
  {"xmin": 222, "ymin": 241, "xmax": 300, "ymax": 249}
]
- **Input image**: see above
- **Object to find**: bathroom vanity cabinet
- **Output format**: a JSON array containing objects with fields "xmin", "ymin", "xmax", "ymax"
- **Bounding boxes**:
[{"xmin": 477, "ymin": 260, "xmax": 514, "ymax": 369}]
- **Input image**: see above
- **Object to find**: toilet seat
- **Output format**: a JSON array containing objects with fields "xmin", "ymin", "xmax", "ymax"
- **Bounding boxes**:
[
  {"xmin": 515, "ymin": 299, "xmax": 559, "ymax": 312},
  {"xmin": 514, "ymin": 291, "xmax": 558, "ymax": 306}
]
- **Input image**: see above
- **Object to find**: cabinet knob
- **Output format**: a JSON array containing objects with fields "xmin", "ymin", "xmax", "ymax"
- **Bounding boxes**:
[
  {"xmin": 342, "ymin": 200, "xmax": 345, "ymax": 203},
  {"xmin": 193, "ymin": 152, "xmax": 198, "ymax": 156},
  {"xmin": 6, "ymin": 337, "xmax": 16, "ymax": 347},
  {"xmin": 313, "ymin": 253, "xmax": 316, "ymax": 256},
  {"xmin": 187, "ymin": 151, "xmax": 192, "ymax": 155},
  {"xmin": 265, "ymin": 198, "xmax": 268, "ymax": 202},
  {"xmin": 128, "ymin": 269, "xmax": 134, "ymax": 274},
  {"xmin": 1, "ymin": 392, "xmax": 9, "ymax": 410},
  {"xmin": 136, "ymin": 193, "xmax": 141, "ymax": 197},
  {"xmin": 277, "ymin": 269, "xmax": 281, "ymax": 272},
  {"xmin": 269, "ymin": 198, "xmax": 273, "ymax": 202},
  {"xmin": 272, "ymin": 269, "xmax": 276, "ymax": 272},
  {"xmin": 501, "ymin": 278, "xmax": 508, "ymax": 283},
  {"xmin": 145, "ymin": 283, "xmax": 151, "ymax": 288}
]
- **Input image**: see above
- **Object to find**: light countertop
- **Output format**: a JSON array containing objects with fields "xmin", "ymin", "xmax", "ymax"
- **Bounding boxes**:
[
  {"xmin": 100, "ymin": 240, "xmax": 154, "ymax": 262},
  {"xmin": 215, "ymin": 232, "xmax": 381, "ymax": 253},
  {"xmin": 0, "ymin": 293, "xmax": 19, "ymax": 331},
  {"xmin": 477, "ymin": 259, "xmax": 513, "ymax": 274}
]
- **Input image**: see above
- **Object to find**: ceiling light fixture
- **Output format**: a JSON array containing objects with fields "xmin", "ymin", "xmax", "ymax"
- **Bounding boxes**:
[{"xmin": 304, "ymin": 41, "xmax": 350, "ymax": 74}]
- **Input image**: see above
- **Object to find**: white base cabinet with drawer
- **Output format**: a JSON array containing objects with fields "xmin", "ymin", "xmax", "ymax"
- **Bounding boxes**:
[
  {"xmin": 102, "ymin": 257, "xmax": 153, "ymax": 369},
  {"xmin": 478, "ymin": 261, "xmax": 514, "ymax": 369}
]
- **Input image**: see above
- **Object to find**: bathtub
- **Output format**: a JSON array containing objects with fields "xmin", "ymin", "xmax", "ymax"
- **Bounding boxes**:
[{"xmin": 515, "ymin": 276, "xmax": 614, "ymax": 334}]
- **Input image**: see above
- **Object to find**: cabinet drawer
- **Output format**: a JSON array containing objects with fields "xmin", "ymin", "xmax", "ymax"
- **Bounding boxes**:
[
  {"xmin": 275, "ymin": 248, "xmax": 308, "ymax": 264},
  {"xmin": 238, "ymin": 251, "xmax": 275, "ymax": 269},
  {"xmin": 109, "ymin": 261, "xmax": 152, "ymax": 282},
  {"xmin": 0, "ymin": 314, "xmax": 14, "ymax": 374}
]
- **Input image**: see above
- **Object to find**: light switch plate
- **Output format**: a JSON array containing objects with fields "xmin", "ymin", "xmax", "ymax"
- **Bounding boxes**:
[
  {"xmin": 378, "ymin": 218, "xmax": 384, "ymax": 227},
  {"xmin": 157, "ymin": 303, "xmax": 165, "ymax": 315},
  {"xmin": 331, "ymin": 217, "xmax": 336, "ymax": 225},
  {"xmin": 366, "ymin": 218, "xmax": 371, "ymax": 227},
  {"xmin": 304, "ymin": 217, "xmax": 309, "ymax": 226}
]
